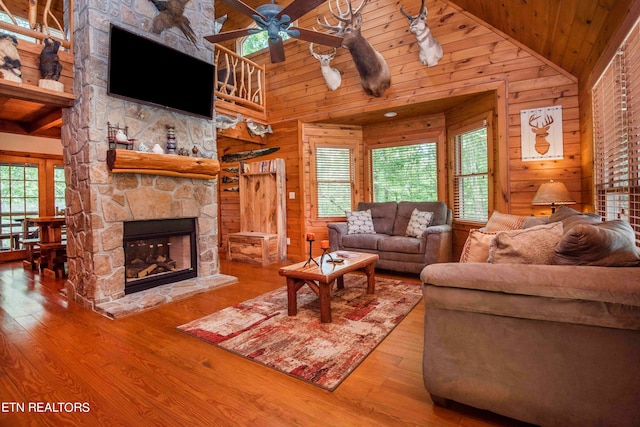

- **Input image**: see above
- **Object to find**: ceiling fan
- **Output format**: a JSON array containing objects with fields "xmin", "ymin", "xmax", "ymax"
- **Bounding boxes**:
[{"xmin": 205, "ymin": 0, "xmax": 343, "ymax": 63}]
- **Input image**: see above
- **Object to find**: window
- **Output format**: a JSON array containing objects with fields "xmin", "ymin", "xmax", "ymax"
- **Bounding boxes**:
[
  {"xmin": 371, "ymin": 143, "xmax": 438, "ymax": 202},
  {"xmin": 240, "ymin": 31, "xmax": 291, "ymax": 57},
  {"xmin": 54, "ymin": 165, "xmax": 66, "ymax": 215},
  {"xmin": 592, "ymin": 19, "xmax": 640, "ymax": 244},
  {"xmin": 0, "ymin": 162, "xmax": 39, "ymax": 251},
  {"xmin": 0, "ymin": 154, "xmax": 64, "ymax": 256},
  {"xmin": 315, "ymin": 147, "xmax": 354, "ymax": 217},
  {"xmin": 452, "ymin": 124, "xmax": 489, "ymax": 222}
]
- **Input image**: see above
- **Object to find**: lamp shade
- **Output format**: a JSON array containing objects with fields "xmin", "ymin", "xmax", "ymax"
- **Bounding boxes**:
[{"xmin": 532, "ymin": 180, "xmax": 576, "ymax": 208}]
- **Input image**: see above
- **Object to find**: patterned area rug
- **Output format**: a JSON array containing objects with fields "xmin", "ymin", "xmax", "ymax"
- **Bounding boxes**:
[{"xmin": 177, "ymin": 274, "xmax": 422, "ymax": 391}]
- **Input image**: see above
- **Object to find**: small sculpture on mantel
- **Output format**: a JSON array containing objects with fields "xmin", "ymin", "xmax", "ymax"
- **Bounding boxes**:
[{"xmin": 107, "ymin": 122, "xmax": 134, "ymax": 150}]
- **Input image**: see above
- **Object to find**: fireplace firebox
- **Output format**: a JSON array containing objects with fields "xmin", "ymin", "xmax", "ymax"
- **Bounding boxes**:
[{"xmin": 123, "ymin": 218, "xmax": 197, "ymax": 294}]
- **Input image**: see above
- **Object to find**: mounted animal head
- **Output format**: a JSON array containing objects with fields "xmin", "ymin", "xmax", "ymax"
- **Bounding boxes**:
[
  {"xmin": 309, "ymin": 43, "xmax": 342, "ymax": 91},
  {"xmin": 400, "ymin": 0, "xmax": 428, "ymax": 35},
  {"xmin": 400, "ymin": 0, "xmax": 443, "ymax": 67},
  {"xmin": 317, "ymin": 0, "xmax": 390, "ymax": 97}
]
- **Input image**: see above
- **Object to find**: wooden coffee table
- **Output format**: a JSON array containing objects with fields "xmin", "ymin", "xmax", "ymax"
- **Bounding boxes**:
[{"xmin": 278, "ymin": 252, "xmax": 379, "ymax": 323}]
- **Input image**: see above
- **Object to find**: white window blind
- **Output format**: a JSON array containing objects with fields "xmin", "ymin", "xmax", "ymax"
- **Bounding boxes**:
[
  {"xmin": 593, "ymin": 18, "xmax": 640, "ymax": 244},
  {"xmin": 453, "ymin": 125, "xmax": 488, "ymax": 222},
  {"xmin": 371, "ymin": 143, "xmax": 438, "ymax": 202},
  {"xmin": 316, "ymin": 147, "xmax": 354, "ymax": 217}
]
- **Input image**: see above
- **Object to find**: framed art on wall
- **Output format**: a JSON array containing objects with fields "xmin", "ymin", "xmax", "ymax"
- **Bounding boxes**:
[{"xmin": 520, "ymin": 106, "xmax": 563, "ymax": 161}]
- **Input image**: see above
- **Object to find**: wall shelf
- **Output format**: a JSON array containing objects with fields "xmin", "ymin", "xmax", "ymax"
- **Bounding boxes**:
[{"xmin": 106, "ymin": 149, "xmax": 220, "ymax": 180}]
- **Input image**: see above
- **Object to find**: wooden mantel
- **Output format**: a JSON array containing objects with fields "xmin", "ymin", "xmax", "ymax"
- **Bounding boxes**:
[{"xmin": 106, "ymin": 149, "xmax": 220, "ymax": 180}]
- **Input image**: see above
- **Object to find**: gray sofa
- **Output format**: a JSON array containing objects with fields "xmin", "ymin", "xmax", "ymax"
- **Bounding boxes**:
[
  {"xmin": 420, "ymin": 210, "xmax": 640, "ymax": 426},
  {"xmin": 328, "ymin": 201, "xmax": 452, "ymax": 274}
]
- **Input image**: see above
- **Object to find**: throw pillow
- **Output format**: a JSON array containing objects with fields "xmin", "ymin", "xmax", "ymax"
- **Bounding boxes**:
[
  {"xmin": 405, "ymin": 209, "xmax": 434, "ymax": 238},
  {"xmin": 487, "ymin": 222, "xmax": 563, "ymax": 264},
  {"xmin": 346, "ymin": 209, "xmax": 376, "ymax": 234},
  {"xmin": 459, "ymin": 229, "xmax": 497, "ymax": 263},
  {"xmin": 484, "ymin": 211, "xmax": 526, "ymax": 232},
  {"xmin": 552, "ymin": 220, "xmax": 640, "ymax": 266}
]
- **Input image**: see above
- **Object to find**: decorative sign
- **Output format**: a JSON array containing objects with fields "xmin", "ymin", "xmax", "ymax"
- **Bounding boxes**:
[{"xmin": 520, "ymin": 106, "xmax": 563, "ymax": 161}]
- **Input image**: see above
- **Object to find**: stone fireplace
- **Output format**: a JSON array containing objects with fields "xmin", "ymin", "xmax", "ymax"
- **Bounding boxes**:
[{"xmin": 61, "ymin": 1, "xmax": 230, "ymax": 313}]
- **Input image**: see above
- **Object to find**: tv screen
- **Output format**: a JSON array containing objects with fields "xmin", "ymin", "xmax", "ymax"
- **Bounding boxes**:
[{"xmin": 108, "ymin": 25, "xmax": 214, "ymax": 119}]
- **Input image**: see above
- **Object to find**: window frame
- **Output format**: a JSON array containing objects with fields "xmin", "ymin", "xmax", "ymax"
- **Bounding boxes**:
[
  {"xmin": 448, "ymin": 113, "xmax": 493, "ymax": 225},
  {"xmin": 0, "ymin": 152, "xmax": 63, "ymax": 260},
  {"xmin": 310, "ymin": 140, "xmax": 359, "ymax": 221}
]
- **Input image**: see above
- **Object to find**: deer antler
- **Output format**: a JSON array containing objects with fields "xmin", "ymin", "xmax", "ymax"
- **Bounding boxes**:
[{"xmin": 529, "ymin": 114, "xmax": 554, "ymax": 133}]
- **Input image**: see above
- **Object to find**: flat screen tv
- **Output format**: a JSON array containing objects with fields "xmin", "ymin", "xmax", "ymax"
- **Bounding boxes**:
[{"xmin": 107, "ymin": 24, "xmax": 214, "ymax": 119}]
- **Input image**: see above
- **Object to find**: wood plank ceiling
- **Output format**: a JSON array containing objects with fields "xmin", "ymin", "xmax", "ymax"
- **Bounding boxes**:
[{"xmin": 1, "ymin": 0, "xmax": 637, "ymax": 137}]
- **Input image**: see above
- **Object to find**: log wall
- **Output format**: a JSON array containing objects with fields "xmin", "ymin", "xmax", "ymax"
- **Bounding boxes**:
[{"xmin": 218, "ymin": 0, "xmax": 582, "ymax": 261}]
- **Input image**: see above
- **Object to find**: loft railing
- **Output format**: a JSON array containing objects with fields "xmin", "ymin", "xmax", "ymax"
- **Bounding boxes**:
[
  {"xmin": 214, "ymin": 43, "xmax": 266, "ymax": 119},
  {"xmin": 0, "ymin": 0, "xmax": 72, "ymax": 50}
]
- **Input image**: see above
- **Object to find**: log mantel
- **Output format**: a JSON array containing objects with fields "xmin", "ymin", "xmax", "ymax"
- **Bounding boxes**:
[{"xmin": 106, "ymin": 149, "xmax": 220, "ymax": 180}]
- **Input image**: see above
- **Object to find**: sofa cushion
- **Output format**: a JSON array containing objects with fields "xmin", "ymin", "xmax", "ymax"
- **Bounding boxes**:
[
  {"xmin": 378, "ymin": 235, "xmax": 423, "ymax": 254},
  {"xmin": 346, "ymin": 209, "xmax": 375, "ymax": 234},
  {"xmin": 341, "ymin": 233, "xmax": 387, "ymax": 251},
  {"xmin": 484, "ymin": 211, "xmax": 526, "ymax": 232},
  {"xmin": 488, "ymin": 222, "xmax": 563, "ymax": 264},
  {"xmin": 356, "ymin": 202, "xmax": 397, "ymax": 235},
  {"xmin": 553, "ymin": 220, "xmax": 640, "ymax": 266},
  {"xmin": 405, "ymin": 209, "xmax": 434, "ymax": 238},
  {"xmin": 549, "ymin": 206, "xmax": 602, "ymax": 232},
  {"xmin": 459, "ymin": 229, "xmax": 497, "ymax": 263},
  {"xmin": 393, "ymin": 201, "xmax": 448, "ymax": 235}
]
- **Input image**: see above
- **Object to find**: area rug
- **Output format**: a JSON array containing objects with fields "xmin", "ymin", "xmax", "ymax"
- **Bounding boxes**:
[{"xmin": 177, "ymin": 274, "xmax": 422, "ymax": 391}]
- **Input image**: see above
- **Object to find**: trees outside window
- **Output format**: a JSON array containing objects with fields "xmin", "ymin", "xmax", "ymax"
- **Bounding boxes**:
[{"xmin": 371, "ymin": 143, "xmax": 438, "ymax": 202}]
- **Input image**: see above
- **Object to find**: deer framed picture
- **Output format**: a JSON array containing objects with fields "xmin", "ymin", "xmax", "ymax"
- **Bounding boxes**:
[{"xmin": 520, "ymin": 106, "xmax": 563, "ymax": 161}]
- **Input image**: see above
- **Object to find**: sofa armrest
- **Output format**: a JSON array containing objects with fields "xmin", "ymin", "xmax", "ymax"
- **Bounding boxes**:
[
  {"xmin": 421, "ymin": 224, "xmax": 453, "ymax": 264},
  {"xmin": 328, "ymin": 222, "xmax": 348, "ymax": 251}
]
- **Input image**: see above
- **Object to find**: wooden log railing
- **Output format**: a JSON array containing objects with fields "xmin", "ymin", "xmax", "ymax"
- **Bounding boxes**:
[
  {"xmin": 0, "ymin": 0, "xmax": 72, "ymax": 51},
  {"xmin": 214, "ymin": 43, "xmax": 266, "ymax": 120}
]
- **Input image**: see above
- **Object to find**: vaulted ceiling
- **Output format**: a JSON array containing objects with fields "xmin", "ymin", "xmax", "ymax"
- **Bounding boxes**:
[{"xmin": 216, "ymin": 0, "xmax": 639, "ymax": 82}]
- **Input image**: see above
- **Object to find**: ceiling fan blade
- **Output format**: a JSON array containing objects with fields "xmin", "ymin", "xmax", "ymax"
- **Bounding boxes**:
[
  {"xmin": 269, "ymin": 38, "xmax": 286, "ymax": 63},
  {"xmin": 218, "ymin": 0, "xmax": 265, "ymax": 20},
  {"xmin": 291, "ymin": 27, "xmax": 343, "ymax": 47},
  {"xmin": 277, "ymin": 0, "xmax": 328, "ymax": 22},
  {"xmin": 204, "ymin": 28, "xmax": 254, "ymax": 44}
]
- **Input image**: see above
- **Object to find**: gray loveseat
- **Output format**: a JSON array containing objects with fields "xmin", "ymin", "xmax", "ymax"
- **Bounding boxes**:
[
  {"xmin": 420, "ymin": 210, "xmax": 640, "ymax": 426},
  {"xmin": 328, "ymin": 201, "xmax": 453, "ymax": 274}
]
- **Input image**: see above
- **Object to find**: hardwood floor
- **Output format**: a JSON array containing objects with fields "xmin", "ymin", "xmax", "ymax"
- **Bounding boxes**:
[{"xmin": 0, "ymin": 259, "xmax": 530, "ymax": 426}]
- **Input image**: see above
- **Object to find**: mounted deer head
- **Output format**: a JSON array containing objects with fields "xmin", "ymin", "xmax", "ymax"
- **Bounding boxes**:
[
  {"xmin": 317, "ymin": 0, "xmax": 390, "ymax": 97},
  {"xmin": 310, "ymin": 43, "xmax": 342, "ymax": 91},
  {"xmin": 529, "ymin": 114, "xmax": 554, "ymax": 155},
  {"xmin": 400, "ymin": 0, "xmax": 442, "ymax": 67}
]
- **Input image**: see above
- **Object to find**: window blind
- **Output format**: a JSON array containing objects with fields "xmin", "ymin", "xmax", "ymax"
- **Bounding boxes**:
[
  {"xmin": 593, "ymin": 18, "xmax": 640, "ymax": 244},
  {"xmin": 453, "ymin": 125, "xmax": 488, "ymax": 222},
  {"xmin": 316, "ymin": 147, "xmax": 353, "ymax": 217}
]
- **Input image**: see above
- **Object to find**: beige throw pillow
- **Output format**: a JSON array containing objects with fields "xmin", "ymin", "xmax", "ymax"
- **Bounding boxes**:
[
  {"xmin": 459, "ymin": 229, "xmax": 497, "ymax": 263},
  {"xmin": 484, "ymin": 211, "xmax": 527, "ymax": 232},
  {"xmin": 346, "ymin": 209, "xmax": 376, "ymax": 234},
  {"xmin": 488, "ymin": 222, "xmax": 563, "ymax": 264}
]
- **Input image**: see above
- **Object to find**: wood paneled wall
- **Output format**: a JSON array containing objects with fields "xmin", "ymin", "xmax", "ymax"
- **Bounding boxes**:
[{"xmin": 217, "ymin": 0, "xmax": 582, "ymax": 262}]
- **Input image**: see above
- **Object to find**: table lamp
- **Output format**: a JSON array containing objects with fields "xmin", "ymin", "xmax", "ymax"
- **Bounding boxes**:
[{"xmin": 531, "ymin": 180, "xmax": 576, "ymax": 213}]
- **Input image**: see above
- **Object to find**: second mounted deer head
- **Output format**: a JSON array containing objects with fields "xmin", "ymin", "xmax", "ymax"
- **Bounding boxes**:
[
  {"xmin": 310, "ymin": 43, "xmax": 342, "ymax": 91},
  {"xmin": 317, "ymin": 0, "xmax": 391, "ymax": 97},
  {"xmin": 400, "ymin": 0, "xmax": 443, "ymax": 67}
]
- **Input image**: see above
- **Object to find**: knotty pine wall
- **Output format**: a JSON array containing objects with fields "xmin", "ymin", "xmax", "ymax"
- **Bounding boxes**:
[{"xmin": 217, "ymin": 0, "xmax": 583, "ymax": 262}]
